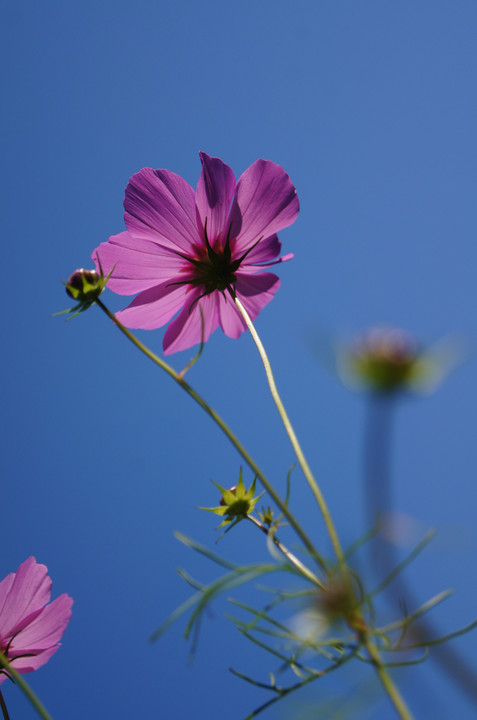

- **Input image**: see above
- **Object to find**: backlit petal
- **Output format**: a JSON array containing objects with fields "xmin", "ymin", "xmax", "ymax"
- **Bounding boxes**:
[
  {"xmin": 116, "ymin": 282, "xmax": 191, "ymax": 330},
  {"xmin": 195, "ymin": 152, "xmax": 235, "ymax": 246},
  {"xmin": 93, "ymin": 233, "xmax": 186, "ymax": 295},
  {"xmin": 163, "ymin": 291, "xmax": 220, "ymax": 354},
  {"xmin": 234, "ymin": 272, "xmax": 281, "ymax": 320},
  {"xmin": 230, "ymin": 160, "xmax": 299, "ymax": 256},
  {"xmin": 0, "ymin": 558, "xmax": 51, "ymax": 638},
  {"xmin": 124, "ymin": 168, "xmax": 198, "ymax": 252}
]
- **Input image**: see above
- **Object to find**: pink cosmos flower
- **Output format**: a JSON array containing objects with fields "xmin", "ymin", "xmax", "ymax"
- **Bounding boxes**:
[
  {"xmin": 92, "ymin": 152, "xmax": 299, "ymax": 354},
  {"xmin": 0, "ymin": 557, "xmax": 72, "ymax": 684}
]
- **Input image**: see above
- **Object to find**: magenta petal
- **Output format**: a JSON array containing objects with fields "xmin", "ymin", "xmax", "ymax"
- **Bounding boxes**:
[
  {"xmin": 239, "ymin": 233, "xmax": 281, "ymax": 264},
  {"xmin": 124, "ymin": 168, "xmax": 197, "ymax": 252},
  {"xmin": 11, "ymin": 595, "xmax": 73, "ymax": 652},
  {"xmin": 4, "ymin": 645, "xmax": 60, "ymax": 679},
  {"xmin": 0, "ymin": 574, "xmax": 15, "ymax": 616},
  {"xmin": 0, "ymin": 558, "xmax": 51, "ymax": 638},
  {"xmin": 230, "ymin": 160, "xmax": 299, "ymax": 256},
  {"xmin": 218, "ymin": 294, "xmax": 247, "ymax": 339},
  {"xmin": 235, "ymin": 272, "xmax": 281, "ymax": 320},
  {"xmin": 163, "ymin": 291, "xmax": 220, "ymax": 354},
  {"xmin": 195, "ymin": 152, "xmax": 235, "ymax": 246},
  {"xmin": 93, "ymin": 233, "xmax": 186, "ymax": 295},
  {"xmin": 115, "ymin": 282, "xmax": 190, "ymax": 330}
]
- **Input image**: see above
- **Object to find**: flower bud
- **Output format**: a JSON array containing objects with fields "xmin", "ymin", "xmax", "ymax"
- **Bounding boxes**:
[{"xmin": 65, "ymin": 268, "xmax": 102, "ymax": 301}]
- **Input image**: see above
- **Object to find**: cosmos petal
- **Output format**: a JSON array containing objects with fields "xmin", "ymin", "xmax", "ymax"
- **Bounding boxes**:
[
  {"xmin": 115, "ymin": 282, "xmax": 192, "ymax": 330},
  {"xmin": 93, "ymin": 233, "xmax": 186, "ymax": 295},
  {"xmin": 1, "ymin": 646, "xmax": 59, "ymax": 681},
  {"xmin": 218, "ymin": 293, "xmax": 247, "ymax": 338},
  {"xmin": 124, "ymin": 168, "xmax": 197, "ymax": 252},
  {"xmin": 234, "ymin": 272, "xmax": 281, "ymax": 320},
  {"xmin": 10, "ymin": 595, "xmax": 73, "ymax": 652},
  {"xmin": 163, "ymin": 291, "xmax": 220, "ymax": 354},
  {"xmin": 0, "ymin": 558, "xmax": 51, "ymax": 638},
  {"xmin": 195, "ymin": 153, "xmax": 236, "ymax": 247},
  {"xmin": 230, "ymin": 160, "xmax": 299, "ymax": 256}
]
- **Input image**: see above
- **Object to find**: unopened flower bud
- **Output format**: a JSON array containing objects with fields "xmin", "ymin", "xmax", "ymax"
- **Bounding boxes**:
[
  {"xmin": 65, "ymin": 268, "xmax": 102, "ymax": 301},
  {"xmin": 220, "ymin": 486, "xmax": 237, "ymax": 505}
]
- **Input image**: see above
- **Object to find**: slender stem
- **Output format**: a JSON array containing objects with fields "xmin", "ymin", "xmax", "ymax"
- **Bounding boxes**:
[
  {"xmin": 364, "ymin": 638, "xmax": 414, "ymax": 720},
  {"xmin": 0, "ymin": 654, "xmax": 54, "ymax": 720},
  {"xmin": 247, "ymin": 515, "xmax": 322, "ymax": 587},
  {"xmin": 96, "ymin": 299, "xmax": 327, "ymax": 579},
  {"xmin": 364, "ymin": 394, "xmax": 477, "ymax": 702},
  {"xmin": 0, "ymin": 691, "xmax": 10, "ymax": 720},
  {"xmin": 233, "ymin": 295, "xmax": 345, "ymax": 571}
]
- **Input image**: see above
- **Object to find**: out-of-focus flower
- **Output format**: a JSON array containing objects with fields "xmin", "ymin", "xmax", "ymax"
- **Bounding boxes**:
[
  {"xmin": 291, "ymin": 574, "xmax": 361, "ymax": 641},
  {"xmin": 92, "ymin": 152, "xmax": 299, "ymax": 354},
  {"xmin": 200, "ymin": 470, "xmax": 264, "ymax": 529},
  {"xmin": 0, "ymin": 557, "xmax": 72, "ymax": 684},
  {"xmin": 337, "ymin": 325, "xmax": 463, "ymax": 394}
]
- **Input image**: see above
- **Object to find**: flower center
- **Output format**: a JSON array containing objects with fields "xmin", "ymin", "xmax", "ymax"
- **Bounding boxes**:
[
  {"xmin": 170, "ymin": 220, "xmax": 261, "ymax": 305},
  {"xmin": 190, "ymin": 241, "xmax": 237, "ymax": 294}
]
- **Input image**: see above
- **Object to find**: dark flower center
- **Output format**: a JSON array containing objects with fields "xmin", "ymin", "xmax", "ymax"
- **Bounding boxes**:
[{"xmin": 171, "ymin": 220, "xmax": 261, "ymax": 304}]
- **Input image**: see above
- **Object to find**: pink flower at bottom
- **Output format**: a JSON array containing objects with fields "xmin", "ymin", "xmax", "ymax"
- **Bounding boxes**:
[
  {"xmin": 0, "ymin": 557, "xmax": 73, "ymax": 684},
  {"xmin": 92, "ymin": 152, "xmax": 299, "ymax": 354}
]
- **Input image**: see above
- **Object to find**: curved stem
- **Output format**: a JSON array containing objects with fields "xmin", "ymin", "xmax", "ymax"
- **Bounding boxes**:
[
  {"xmin": 0, "ymin": 654, "xmax": 54, "ymax": 720},
  {"xmin": 247, "ymin": 515, "xmax": 322, "ymax": 587},
  {"xmin": 233, "ymin": 295, "xmax": 345, "ymax": 572},
  {"xmin": 364, "ymin": 638, "xmax": 414, "ymax": 720},
  {"xmin": 96, "ymin": 299, "xmax": 327, "ymax": 580}
]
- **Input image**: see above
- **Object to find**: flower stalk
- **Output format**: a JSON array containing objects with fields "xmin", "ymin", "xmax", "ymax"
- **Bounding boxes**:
[
  {"xmin": 246, "ymin": 514, "xmax": 323, "ymax": 587},
  {"xmin": 96, "ymin": 299, "xmax": 327, "ymax": 579},
  {"xmin": 232, "ymin": 294, "xmax": 346, "ymax": 574},
  {"xmin": 0, "ymin": 653, "xmax": 54, "ymax": 720}
]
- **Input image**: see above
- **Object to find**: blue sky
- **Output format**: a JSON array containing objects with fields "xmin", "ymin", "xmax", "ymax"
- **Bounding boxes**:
[{"xmin": 2, "ymin": 1, "xmax": 477, "ymax": 718}]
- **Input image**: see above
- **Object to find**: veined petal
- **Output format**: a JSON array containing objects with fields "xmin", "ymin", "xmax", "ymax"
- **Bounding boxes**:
[
  {"xmin": 93, "ymin": 233, "xmax": 187, "ymax": 295},
  {"xmin": 10, "ymin": 595, "xmax": 73, "ymax": 652},
  {"xmin": 2, "ymin": 645, "xmax": 60, "ymax": 680},
  {"xmin": 0, "ymin": 574, "xmax": 15, "ymax": 617},
  {"xmin": 124, "ymin": 168, "xmax": 198, "ymax": 252},
  {"xmin": 163, "ymin": 291, "xmax": 220, "ymax": 354},
  {"xmin": 230, "ymin": 160, "xmax": 299, "ymax": 256},
  {"xmin": 195, "ymin": 152, "xmax": 236, "ymax": 247},
  {"xmin": 218, "ymin": 293, "xmax": 247, "ymax": 339},
  {"xmin": 0, "ymin": 559, "xmax": 51, "ymax": 638},
  {"xmin": 243, "ymin": 252, "xmax": 294, "ymax": 273},
  {"xmin": 234, "ymin": 272, "xmax": 281, "ymax": 320},
  {"xmin": 115, "ymin": 282, "xmax": 191, "ymax": 330},
  {"xmin": 238, "ymin": 233, "xmax": 281, "ymax": 264}
]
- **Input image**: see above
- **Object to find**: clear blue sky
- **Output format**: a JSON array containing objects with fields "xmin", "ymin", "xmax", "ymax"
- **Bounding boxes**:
[{"xmin": 2, "ymin": 1, "xmax": 477, "ymax": 718}]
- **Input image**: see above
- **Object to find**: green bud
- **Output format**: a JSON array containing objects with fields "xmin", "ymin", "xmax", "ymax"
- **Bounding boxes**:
[
  {"xmin": 65, "ymin": 269, "xmax": 102, "ymax": 301},
  {"xmin": 199, "ymin": 469, "xmax": 264, "ymax": 530}
]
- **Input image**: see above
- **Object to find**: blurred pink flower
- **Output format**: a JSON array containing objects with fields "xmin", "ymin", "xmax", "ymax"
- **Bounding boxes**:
[
  {"xmin": 93, "ymin": 152, "xmax": 299, "ymax": 354},
  {"xmin": 0, "ymin": 557, "xmax": 72, "ymax": 684}
]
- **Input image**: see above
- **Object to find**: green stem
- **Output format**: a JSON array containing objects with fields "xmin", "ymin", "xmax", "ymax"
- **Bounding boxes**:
[
  {"xmin": 233, "ymin": 295, "xmax": 345, "ymax": 572},
  {"xmin": 247, "ymin": 514, "xmax": 322, "ymax": 587},
  {"xmin": 364, "ymin": 639, "xmax": 414, "ymax": 720},
  {"xmin": 0, "ymin": 691, "xmax": 10, "ymax": 720},
  {"xmin": 96, "ymin": 299, "xmax": 327, "ymax": 580},
  {"xmin": 0, "ymin": 654, "xmax": 54, "ymax": 720}
]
